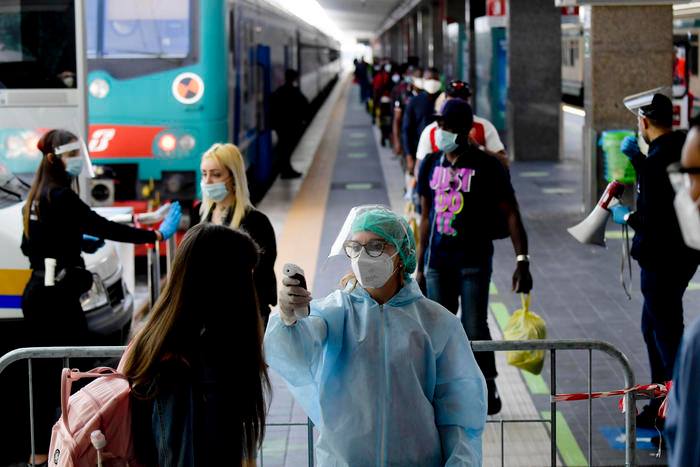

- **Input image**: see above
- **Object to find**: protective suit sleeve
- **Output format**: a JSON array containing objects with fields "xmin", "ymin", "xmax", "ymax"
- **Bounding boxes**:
[
  {"xmin": 434, "ymin": 325, "xmax": 487, "ymax": 466},
  {"xmin": 666, "ymin": 319, "xmax": 700, "ymax": 467}
]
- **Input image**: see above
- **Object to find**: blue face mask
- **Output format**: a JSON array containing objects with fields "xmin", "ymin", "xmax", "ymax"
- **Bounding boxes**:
[
  {"xmin": 64, "ymin": 157, "xmax": 83, "ymax": 177},
  {"xmin": 201, "ymin": 180, "xmax": 229, "ymax": 202},
  {"xmin": 436, "ymin": 129, "xmax": 459, "ymax": 153}
]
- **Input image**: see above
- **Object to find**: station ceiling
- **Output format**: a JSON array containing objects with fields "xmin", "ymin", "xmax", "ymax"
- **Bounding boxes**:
[{"xmin": 317, "ymin": 0, "xmax": 403, "ymax": 41}]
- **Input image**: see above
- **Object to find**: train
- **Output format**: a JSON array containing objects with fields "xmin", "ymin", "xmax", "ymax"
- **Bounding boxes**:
[{"xmin": 85, "ymin": 0, "xmax": 341, "ymax": 209}]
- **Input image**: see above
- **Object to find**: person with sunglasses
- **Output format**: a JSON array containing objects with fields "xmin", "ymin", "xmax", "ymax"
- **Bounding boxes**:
[
  {"xmin": 609, "ymin": 92, "xmax": 700, "ymax": 431},
  {"xmin": 664, "ymin": 115, "xmax": 700, "ymax": 467},
  {"xmin": 265, "ymin": 205, "xmax": 487, "ymax": 466}
]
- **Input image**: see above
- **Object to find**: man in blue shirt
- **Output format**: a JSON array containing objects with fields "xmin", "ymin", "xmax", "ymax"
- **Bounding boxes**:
[
  {"xmin": 416, "ymin": 99, "xmax": 532, "ymax": 415},
  {"xmin": 402, "ymin": 67, "xmax": 442, "ymax": 175}
]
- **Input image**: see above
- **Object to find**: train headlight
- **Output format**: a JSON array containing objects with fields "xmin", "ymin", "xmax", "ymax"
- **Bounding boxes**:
[
  {"xmin": 158, "ymin": 133, "xmax": 177, "ymax": 153},
  {"xmin": 89, "ymin": 78, "xmax": 110, "ymax": 99},
  {"xmin": 80, "ymin": 274, "xmax": 109, "ymax": 311},
  {"xmin": 178, "ymin": 134, "xmax": 196, "ymax": 152}
]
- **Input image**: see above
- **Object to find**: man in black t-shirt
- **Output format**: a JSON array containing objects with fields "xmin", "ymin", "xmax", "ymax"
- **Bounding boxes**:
[{"xmin": 416, "ymin": 99, "xmax": 533, "ymax": 415}]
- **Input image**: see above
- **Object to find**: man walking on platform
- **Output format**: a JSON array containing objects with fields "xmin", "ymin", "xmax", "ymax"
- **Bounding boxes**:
[
  {"xmin": 271, "ymin": 69, "xmax": 310, "ymax": 179},
  {"xmin": 416, "ymin": 99, "xmax": 533, "ymax": 415},
  {"xmin": 611, "ymin": 92, "xmax": 700, "ymax": 428}
]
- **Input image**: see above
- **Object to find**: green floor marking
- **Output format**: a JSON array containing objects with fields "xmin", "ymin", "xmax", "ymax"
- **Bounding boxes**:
[
  {"xmin": 349, "ymin": 131, "xmax": 365, "ymax": 138},
  {"xmin": 490, "ymin": 281, "xmax": 498, "ymax": 295},
  {"xmin": 604, "ymin": 228, "xmax": 635, "ymax": 240},
  {"xmin": 688, "ymin": 282, "xmax": 700, "ymax": 291},
  {"xmin": 542, "ymin": 187, "xmax": 576, "ymax": 195},
  {"xmin": 520, "ymin": 171, "xmax": 550, "ymax": 178},
  {"xmin": 345, "ymin": 182, "xmax": 373, "ymax": 190},
  {"xmin": 490, "ymin": 302, "xmax": 549, "ymax": 395},
  {"xmin": 348, "ymin": 151, "xmax": 368, "ymax": 159},
  {"xmin": 348, "ymin": 140, "xmax": 365, "ymax": 147},
  {"xmin": 541, "ymin": 410, "xmax": 588, "ymax": 467}
]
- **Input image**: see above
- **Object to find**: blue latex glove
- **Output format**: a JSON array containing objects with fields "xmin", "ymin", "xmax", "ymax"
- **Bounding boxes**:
[
  {"xmin": 620, "ymin": 136, "xmax": 641, "ymax": 160},
  {"xmin": 610, "ymin": 204, "xmax": 631, "ymax": 225},
  {"xmin": 81, "ymin": 234, "xmax": 105, "ymax": 253},
  {"xmin": 158, "ymin": 201, "xmax": 182, "ymax": 240}
]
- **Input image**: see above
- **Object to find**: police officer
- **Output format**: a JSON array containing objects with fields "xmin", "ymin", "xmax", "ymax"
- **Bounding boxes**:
[
  {"xmin": 610, "ymin": 94, "xmax": 700, "ymax": 429},
  {"xmin": 20, "ymin": 129, "xmax": 181, "ymax": 465}
]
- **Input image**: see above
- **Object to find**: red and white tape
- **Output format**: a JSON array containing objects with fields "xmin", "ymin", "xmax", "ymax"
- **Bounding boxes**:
[{"xmin": 552, "ymin": 381, "xmax": 672, "ymax": 418}]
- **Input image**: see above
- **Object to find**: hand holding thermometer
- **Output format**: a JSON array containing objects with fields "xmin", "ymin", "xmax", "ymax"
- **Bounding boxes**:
[{"xmin": 282, "ymin": 263, "xmax": 310, "ymax": 319}]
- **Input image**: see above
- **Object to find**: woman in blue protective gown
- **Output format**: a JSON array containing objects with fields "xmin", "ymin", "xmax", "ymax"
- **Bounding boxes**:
[{"xmin": 265, "ymin": 206, "xmax": 487, "ymax": 466}]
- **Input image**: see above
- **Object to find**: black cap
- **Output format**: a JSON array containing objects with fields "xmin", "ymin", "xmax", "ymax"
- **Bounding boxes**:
[
  {"xmin": 436, "ymin": 98, "xmax": 473, "ymax": 134},
  {"xmin": 446, "ymin": 80, "xmax": 472, "ymax": 100},
  {"xmin": 640, "ymin": 93, "xmax": 673, "ymax": 127}
]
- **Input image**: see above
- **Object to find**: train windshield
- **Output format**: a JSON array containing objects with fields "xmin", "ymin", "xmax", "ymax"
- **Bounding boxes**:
[
  {"xmin": 0, "ymin": 0, "xmax": 77, "ymax": 89},
  {"xmin": 87, "ymin": 0, "xmax": 191, "ymax": 59}
]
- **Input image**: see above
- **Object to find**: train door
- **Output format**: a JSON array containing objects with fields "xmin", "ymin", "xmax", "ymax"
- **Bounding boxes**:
[{"xmin": 254, "ymin": 44, "xmax": 272, "ymax": 183}]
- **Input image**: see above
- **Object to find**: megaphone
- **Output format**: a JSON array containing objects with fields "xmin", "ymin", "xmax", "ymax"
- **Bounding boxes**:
[{"xmin": 568, "ymin": 181, "xmax": 625, "ymax": 246}]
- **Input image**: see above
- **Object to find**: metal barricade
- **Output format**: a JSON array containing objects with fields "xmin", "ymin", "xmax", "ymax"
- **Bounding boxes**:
[
  {"xmin": 0, "ymin": 346, "xmax": 315, "ymax": 467},
  {"xmin": 145, "ymin": 235, "xmax": 177, "ymax": 308},
  {"xmin": 471, "ymin": 339, "xmax": 637, "ymax": 467},
  {"xmin": 0, "ymin": 339, "xmax": 637, "ymax": 467}
]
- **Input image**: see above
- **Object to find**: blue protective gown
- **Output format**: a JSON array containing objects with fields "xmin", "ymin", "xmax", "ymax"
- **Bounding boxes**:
[
  {"xmin": 665, "ymin": 317, "xmax": 700, "ymax": 467},
  {"xmin": 264, "ymin": 279, "xmax": 487, "ymax": 466}
]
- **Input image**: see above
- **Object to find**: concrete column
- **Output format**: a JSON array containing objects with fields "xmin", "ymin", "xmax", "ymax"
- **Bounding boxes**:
[
  {"xmin": 507, "ymin": 0, "xmax": 561, "ymax": 161},
  {"xmin": 432, "ymin": 0, "xmax": 445, "ymax": 71},
  {"xmin": 465, "ymin": 0, "xmax": 486, "ymax": 89},
  {"xmin": 583, "ymin": 5, "xmax": 673, "ymax": 209}
]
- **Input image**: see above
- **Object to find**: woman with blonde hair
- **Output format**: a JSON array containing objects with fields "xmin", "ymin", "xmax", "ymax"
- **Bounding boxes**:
[{"xmin": 199, "ymin": 143, "xmax": 277, "ymax": 325}]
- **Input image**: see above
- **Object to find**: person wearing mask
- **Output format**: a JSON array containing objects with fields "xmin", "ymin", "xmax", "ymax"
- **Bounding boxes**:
[
  {"xmin": 391, "ymin": 65, "xmax": 422, "ymax": 158},
  {"xmin": 20, "ymin": 129, "xmax": 181, "ymax": 465},
  {"xmin": 665, "ymin": 115, "xmax": 700, "ymax": 466},
  {"xmin": 123, "ymin": 223, "xmax": 270, "ymax": 466},
  {"xmin": 270, "ymin": 69, "xmax": 310, "ymax": 179},
  {"xmin": 610, "ymin": 93, "xmax": 699, "ymax": 430},
  {"xmin": 416, "ymin": 99, "xmax": 532, "ymax": 415},
  {"xmin": 265, "ymin": 206, "xmax": 487, "ymax": 466},
  {"xmin": 416, "ymin": 80, "xmax": 509, "ymax": 171},
  {"xmin": 402, "ymin": 67, "xmax": 442, "ymax": 175},
  {"xmin": 199, "ymin": 143, "xmax": 277, "ymax": 326}
]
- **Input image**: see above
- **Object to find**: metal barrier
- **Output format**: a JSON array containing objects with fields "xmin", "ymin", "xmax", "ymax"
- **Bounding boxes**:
[
  {"xmin": 0, "ymin": 346, "xmax": 315, "ymax": 467},
  {"xmin": 471, "ymin": 339, "xmax": 637, "ymax": 467},
  {"xmin": 144, "ymin": 235, "xmax": 177, "ymax": 308},
  {"xmin": 0, "ymin": 340, "xmax": 636, "ymax": 467}
]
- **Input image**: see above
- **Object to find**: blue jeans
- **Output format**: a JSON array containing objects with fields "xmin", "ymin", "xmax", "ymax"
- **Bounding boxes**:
[
  {"xmin": 426, "ymin": 263, "xmax": 497, "ymax": 379},
  {"xmin": 640, "ymin": 262, "xmax": 697, "ymax": 384}
]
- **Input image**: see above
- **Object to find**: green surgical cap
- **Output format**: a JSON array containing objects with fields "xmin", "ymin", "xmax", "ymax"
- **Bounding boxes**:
[{"xmin": 351, "ymin": 208, "xmax": 417, "ymax": 277}]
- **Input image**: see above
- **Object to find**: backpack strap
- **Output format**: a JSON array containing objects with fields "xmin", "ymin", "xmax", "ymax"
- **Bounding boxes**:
[
  {"xmin": 60, "ymin": 367, "xmax": 126, "ymax": 432},
  {"xmin": 429, "ymin": 126, "xmax": 438, "ymax": 152}
]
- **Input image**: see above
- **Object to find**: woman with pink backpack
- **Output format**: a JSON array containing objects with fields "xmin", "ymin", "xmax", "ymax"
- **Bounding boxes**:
[{"xmin": 121, "ymin": 223, "xmax": 270, "ymax": 465}]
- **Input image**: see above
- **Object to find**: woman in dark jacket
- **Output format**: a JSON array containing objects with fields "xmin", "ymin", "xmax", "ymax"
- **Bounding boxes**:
[
  {"xmin": 198, "ymin": 143, "xmax": 277, "ymax": 326},
  {"xmin": 123, "ymin": 224, "xmax": 270, "ymax": 466}
]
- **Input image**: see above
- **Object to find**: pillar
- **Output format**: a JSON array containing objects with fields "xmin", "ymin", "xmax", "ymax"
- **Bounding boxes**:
[{"xmin": 507, "ymin": 0, "xmax": 561, "ymax": 161}]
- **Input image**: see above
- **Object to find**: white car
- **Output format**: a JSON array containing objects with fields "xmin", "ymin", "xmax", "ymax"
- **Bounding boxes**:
[{"xmin": 0, "ymin": 169, "xmax": 133, "ymax": 347}]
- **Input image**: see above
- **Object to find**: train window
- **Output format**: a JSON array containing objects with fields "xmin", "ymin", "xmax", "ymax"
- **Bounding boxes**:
[
  {"xmin": 89, "ymin": 0, "xmax": 191, "ymax": 59},
  {"xmin": 691, "ymin": 40, "xmax": 698, "ymax": 77},
  {"xmin": 0, "ymin": 0, "xmax": 77, "ymax": 89}
]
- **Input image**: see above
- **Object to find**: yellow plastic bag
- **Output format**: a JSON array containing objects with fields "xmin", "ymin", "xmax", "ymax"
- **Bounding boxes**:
[{"xmin": 503, "ymin": 294, "xmax": 547, "ymax": 375}]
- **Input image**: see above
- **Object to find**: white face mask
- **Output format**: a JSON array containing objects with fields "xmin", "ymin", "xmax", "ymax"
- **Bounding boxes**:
[
  {"xmin": 351, "ymin": 249, "xmax": 398, "ymax": 289},
  {"xmin": 423, "ymin": 79, "xmax": 442, "ymax": 95},
  {"xmin": 671, "ymin": 173, "xmax": 700, "ymax": 250}
]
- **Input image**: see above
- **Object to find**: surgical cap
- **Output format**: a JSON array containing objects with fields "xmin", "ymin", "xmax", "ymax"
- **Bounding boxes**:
[{"xmin": 351, "ymin": 208, "xmax": 417, "ymax": 276}]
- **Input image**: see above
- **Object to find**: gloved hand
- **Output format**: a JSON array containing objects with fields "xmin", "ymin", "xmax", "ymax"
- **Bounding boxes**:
[
  {"xmin": 512, "ymin": 262, "xmax": 533, "ymax": 294},
  {"xmin": 278, "ymin": 276, "xmax": 311, "ymax": 326},
  {"xmin": 620, "ymin": 136, "xmax": 642, "ymax": 160},
  {"xmin": 81, "ymin": 234, "xmax": 105, "ymax": 254},
  {"xmin": 610, "ymin": 204, "xmax": 631, "ymax": 225},
  {"xmin": 157, "ymin": 201, "xmax": 181, "ymax": 240}
]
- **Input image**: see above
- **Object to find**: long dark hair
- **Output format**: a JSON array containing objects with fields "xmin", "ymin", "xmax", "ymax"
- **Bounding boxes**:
[
  {"xmin": 23, "ymin": 129, "xmax": 76, "ymax": 236},
  {"xmin": 122, "ymin": 223, "xmax": 270, "ymax": 460}
]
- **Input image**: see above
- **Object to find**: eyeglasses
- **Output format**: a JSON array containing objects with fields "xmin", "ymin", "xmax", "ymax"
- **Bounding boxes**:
[
  {"xmin": 667, "ymin": 162, "xmax": 700, "ymax": 175},
  {"xmin": 667, "ymin": 162, "xmax": 700, "ymax": 192},
  {"xmin": 343, "ymin": 239, "xmax": 388, "ymax": 258}
]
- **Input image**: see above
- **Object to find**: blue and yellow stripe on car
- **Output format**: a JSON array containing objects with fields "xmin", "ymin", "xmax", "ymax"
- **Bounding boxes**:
[{"xmin": 0, "ymin": 269, "xmax": 31, "ymax": 319}]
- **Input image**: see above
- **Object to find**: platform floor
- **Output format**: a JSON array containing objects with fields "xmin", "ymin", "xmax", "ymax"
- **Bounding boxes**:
[{"xmin": 256, "ymin": 75, "xmax": 700, "ymax": 466}]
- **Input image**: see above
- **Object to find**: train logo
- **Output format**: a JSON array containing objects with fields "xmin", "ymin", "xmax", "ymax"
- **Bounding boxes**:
[
  {"xmin": 89, "ymin": 128, "xmax": 116, "ymax": 153},
  {"xmin": 172, "ymin": 72, "xmax": 205, "ymax": 105}
]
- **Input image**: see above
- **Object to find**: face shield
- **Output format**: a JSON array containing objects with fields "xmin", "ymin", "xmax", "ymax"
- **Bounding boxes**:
[
  {"xmin": 668, "ymin": 162, "xmax": 700, "ymax": 250},
  {"xmin": 623, "ymin": 87, "xmax": 673, "ymax": 156},
  {"xmin": 328, "ymin": 205, "xmax": 417, "ymax": 278},
  {"xmin": 54, "ymin": 139, "xmax": 95, "ymax": 178}
]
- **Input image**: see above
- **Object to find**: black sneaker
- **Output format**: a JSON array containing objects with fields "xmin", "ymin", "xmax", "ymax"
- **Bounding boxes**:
[
  {"xmin": 486, "ymin": 379, "xmax": 502, "ymax": 415},
  {"xmin": 280, "ymin": 169, "xmax": 302, "ymax": 180},
  {"xmin": 637, "ymin": 404, "xmax": 663, "ymax": 429}
]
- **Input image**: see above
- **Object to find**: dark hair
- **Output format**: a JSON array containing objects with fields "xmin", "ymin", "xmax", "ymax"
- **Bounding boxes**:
[
  {"xmin": 285, "ymin": 68, "xmax": 299, "ymax": 83},
  {"xmin": 690, "ymin": 113, "xmax": 700, "ymax": 130},
  {"xmin": 23, "ymin": 129, "xmax": 77, "ymax": 236},
  {"xmin": 122, "ymin": 223, "xmax": 270, "ymax": 460}
]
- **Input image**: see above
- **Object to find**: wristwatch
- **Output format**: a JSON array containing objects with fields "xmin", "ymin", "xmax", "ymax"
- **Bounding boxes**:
[{"xmin": 516, "ymin": 254, "xmax": 530, "ymax": 263}]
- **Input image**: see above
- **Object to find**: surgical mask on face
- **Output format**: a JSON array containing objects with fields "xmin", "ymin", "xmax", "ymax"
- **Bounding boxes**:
[
  {"xmin": 384, "ymin": 64, "xmax": 391, "ymax": 72},
  {"xmin": 351, "ymin": 249, "xmax": 398, "ymax": 289},
  {"xmin": 423, "ymin": 79, "xmax": 442, "ymax": 94},
  {"xmin": 64, "ymin": 157, "xmax": 83, "ymax": 177},
  {"xmin": 412, "ymin": 77, "xmax": 423, "ymax": 90},
  {"xmin": 392, "ymin": 73, "xmax": 400, "ymax": 83},
  {"xmin": 436, "ymin": 128, "xmax": 459, "ymax": 153},
  {"xmin": 201, "ymin": 180, "xmax": 229, "ymax": 202},
  {"xmin": 671, "ymin": 174, "xmax": 700, "ymax": 250},
  {"xmin": 638, "ymin": 134, "xmax": 649, "ymax": 156}
]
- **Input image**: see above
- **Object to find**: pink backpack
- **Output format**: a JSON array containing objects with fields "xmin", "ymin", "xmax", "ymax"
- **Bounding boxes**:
[{"xmin": 48, "ymin": 365, "xmax": 136, "ymax": 467}]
